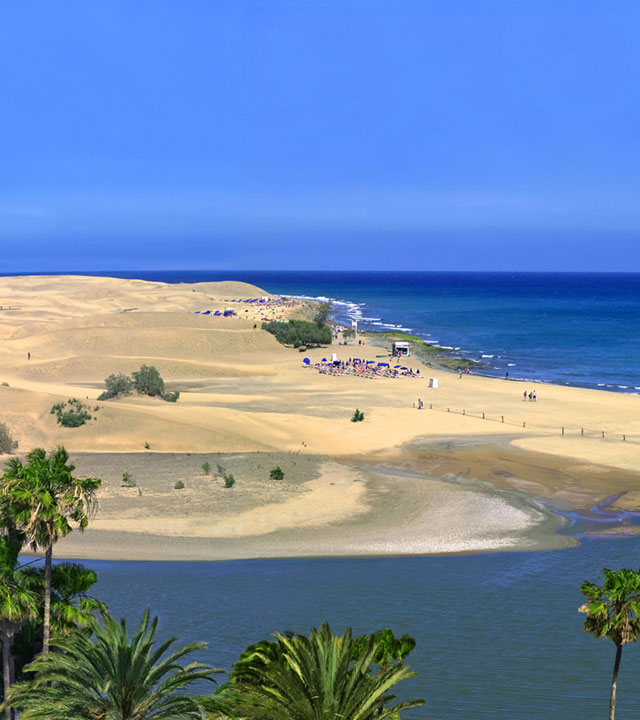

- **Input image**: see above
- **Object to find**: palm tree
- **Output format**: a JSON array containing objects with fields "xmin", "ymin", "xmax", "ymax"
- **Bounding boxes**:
[
  {"xmin": 579, "ymin": 567, "xmax": 640, "ymax": 720},
  {"xmin": 7, "ymin": 608, "xmax": 224, "ymax": 720},
  {"xmin": 2, "ymin": 446, "xmax": 100, "ymax": 653},
  {"xmin": 0, "ymin": 571, "xmax": 38, "ymax": 720},
  {"xmin": 229, "ymin": 622, "xmax": 424, "ymax": 720}
]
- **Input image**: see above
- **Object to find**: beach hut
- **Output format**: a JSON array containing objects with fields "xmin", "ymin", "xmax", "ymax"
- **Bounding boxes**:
[
  {"xmin": 392, "ymin": 341, "xmax": 411, "ymax": 357},
  {"xmin": 429, "ymin": 377, "xmax": 439, "ymax": 388}
]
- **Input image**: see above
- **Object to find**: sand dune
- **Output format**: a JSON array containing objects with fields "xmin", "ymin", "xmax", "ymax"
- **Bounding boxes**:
[{"xmin": 2, "ymin": 274, "xmax": 640, "ymax": 560}]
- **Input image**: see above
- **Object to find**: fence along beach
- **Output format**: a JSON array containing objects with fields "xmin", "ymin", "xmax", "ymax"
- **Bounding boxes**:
[{"xmin": 0, "ymin": 274, "xmax": 639, "ymax": 561}]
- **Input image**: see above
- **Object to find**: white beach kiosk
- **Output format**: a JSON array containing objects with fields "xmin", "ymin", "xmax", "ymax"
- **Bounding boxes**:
[{"xmin": 392, "ymin": 340, "xmax": 411, "ymax": 357}]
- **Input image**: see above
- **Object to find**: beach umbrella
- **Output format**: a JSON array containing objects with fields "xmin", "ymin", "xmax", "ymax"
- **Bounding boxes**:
[
  {"xmin": 322, "ymin": 358, "xmax": 327, "ymax": 362},
  {"xmin": 303, "ymin": 358, "xmax": 310, "ymax": 365},
  {"xmin": 401, "ymin": 366, "xmax": 408, "ymax": 370},
  {"xmin": 366, "ymin": 360, "xmax": 374, "ymax": 364},
  {"xmin": 394, "ymin": 365, "xmax": 402, "ymax": 368}
]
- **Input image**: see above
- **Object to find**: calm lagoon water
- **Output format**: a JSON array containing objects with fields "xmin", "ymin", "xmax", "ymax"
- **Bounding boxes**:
[{"xmin": 83, "ymin": 537, "xmax": 640, "ymax": 720}]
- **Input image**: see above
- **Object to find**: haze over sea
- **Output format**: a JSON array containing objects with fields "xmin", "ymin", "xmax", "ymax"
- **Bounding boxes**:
[{"xmin": 11, "ymin": 270, "xmax": 640, "ymax": 392}]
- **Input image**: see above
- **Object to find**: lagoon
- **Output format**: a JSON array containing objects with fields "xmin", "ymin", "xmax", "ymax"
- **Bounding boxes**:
[{"xmin": 84, "ymin": 537, "xmax": 640, "ymax": 719}]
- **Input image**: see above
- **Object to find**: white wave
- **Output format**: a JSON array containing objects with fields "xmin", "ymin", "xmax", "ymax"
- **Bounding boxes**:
[
  {"xmin": 507, "ymin": 363, "xmax": 516, "ymax": 367},
  {"xmin": 481, "ymin": 354, "xmax": 494, "ymax": 358}
]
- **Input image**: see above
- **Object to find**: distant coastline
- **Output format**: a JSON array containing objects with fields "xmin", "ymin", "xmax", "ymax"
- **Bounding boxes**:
[{"xmin": 3, "ymin": 269, "xmax": 638, "ymax": 393}]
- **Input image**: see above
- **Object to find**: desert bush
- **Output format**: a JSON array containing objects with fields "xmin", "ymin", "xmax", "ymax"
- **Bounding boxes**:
[
  {"xmin": 0, "ymin": 422, "xmax": 17, "ymax": 453},
  {"xmin": 161, "ymin": 390, "xmax": 180, "ymax": 403},
  {"xmin": 223, "ymin": 474, "xmax": 235, "ymax": 488},
  {"xmin": 121, "ymin": 472, "xmax": 136, "ymax": 487},
  {"xmin": 174, "ymin": 480, "xmax": 185, "ymax": 489},
  {"xmin": 262, "ymin": 320, "xmax": 332, "ymax": 348},
  {"xmin": 351, "ymin": 409, "xmax": 365, "ymax": 422},
  {"xmin": 51, "ymin": 398, "xmax": 94, "ymax": 428},
  {"xmin": 269, "ymin": 466, "xmax": 285, "ymax": 481},
  {"xmin": 202, "ymin": 462, "xmax": 211, "ymax": 475},
  {"xmin": 1, "ymin": 382, "xmax": 8, "ymax": 387},
  {"xmin": 98, "ymin": 372, "xmax": 132, "ymax": 400},
  {"xmin": 132, "ymin": 365, "xmax": 165, "ymax": 397}
]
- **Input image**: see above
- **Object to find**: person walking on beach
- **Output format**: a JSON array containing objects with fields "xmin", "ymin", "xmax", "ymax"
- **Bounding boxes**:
[
  {"xmin": 523, "ymin": 390, "xmax": 527, "ymax": 401},
  {"xmin": 505, "ymin": 371, "xmax": 509, "ymax": 380},
  {"xmin": 533, "ymin": 390, "xmax": 537, "ymax": 402},
  {"xmin": 27, "ymin": 352, "xmax": 30, "ymax": 360}
]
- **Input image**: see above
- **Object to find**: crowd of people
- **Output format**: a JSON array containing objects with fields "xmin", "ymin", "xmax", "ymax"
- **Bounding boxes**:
[{"xmin": 307, "ymin": 357, "xmax": 423, "ymax": 380}]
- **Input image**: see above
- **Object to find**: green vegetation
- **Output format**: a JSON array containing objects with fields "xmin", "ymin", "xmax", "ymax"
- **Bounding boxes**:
[
  {"xmin": 97, "ymin": 372, "xmax": 132, "ymax": 400},
  {"xmin": 269, "ymin": 466, "xmax": 285, "ymax": 481},
  {"xmin": 263, "ymin": 319, "xmax": 332, "ymax": 348},
  {"xmin": 313, "ymin": 301, "xmax": 332, "ymax": 327},
  {"xmin": 202, "ymin": 462, "xmax": 211, "ymax": 475},
  {"xmin": 8, "ymin": 609, "xmax": 223, "ymax": 720},
  {"xmin": 579, "ymin": 568, "xmax": 640, "ymax": 720},
  {"xmin": 0, "ymin": 423, "xmax": 17, "ymax": 454},
  {"xmin": 1, "ymin": 447, "xmax": 100, "ymax": 655},
  {"xmin": 50, "ymin": 399, "xmax": 95, "ymax": 428},
  {"xmin": 121, "ymin": 472, "xmax": 135, "ymax": 488},
  {"xmin": 351, "ymin": 408, "xmax": 365, "ymax": 422},
  {"xmin": 174, "ymin": 480, "xmax": 185, "ymax": 490},
  {"xmin": 223, "ymin": 473, "xmax": 236, "ymax": 489},
  {"xmin": 144, "ymin": 441, "xmax": 150, "ymax": 450},
  {"xmin": 98, "ymin": 366, "xmax": 179, "ymax": 403},
  {"xmin": 343, "ymin": 328, "xmax": 356, "ymax": 343},
  {"xmin": 218, "ymin": 622, "xmax": 424, "ymax": 719},
  {"xmin": 1, "ymin": 382, "xmax": 8, "ymax": 387}
]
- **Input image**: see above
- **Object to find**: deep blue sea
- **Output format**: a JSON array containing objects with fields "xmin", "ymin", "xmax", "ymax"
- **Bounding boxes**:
[{"xmin": 12, "ymin": 270, "xmax": 639, "ymax": 392}]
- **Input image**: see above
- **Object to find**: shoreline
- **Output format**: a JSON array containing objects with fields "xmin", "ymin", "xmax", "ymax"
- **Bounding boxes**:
[{"xmin": 1, "ymin": 274, "xmax": 640, "ymax": 563}]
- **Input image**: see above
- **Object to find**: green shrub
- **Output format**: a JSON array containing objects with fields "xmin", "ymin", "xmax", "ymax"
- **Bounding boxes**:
[
  {"xmin": 351, "ymin": 409, "xmax": 365, "ymax": 422},
  {"xmin": 223, "ymin": 474, "xmax": 235, "ymax": 488},
  {"xmin": 121, "ymin": 472, "xmax": 136, "ymax": 487},
  {"xmin": 342, "ymin": 328, "xmax": 355, "ymax": 344},
  {"xmin": 262, "ymin": 320, "xmax": 332, "ymax": 348},
  {"xmin": 174, "ymin": 480, "xmax": 185, "ymax": 489},
  {"xmin": 202, "ymin": 462, "xmax": 211, "ymax": 475},
  {"xmin": 144, "ymin": 441, "xmax": 150, "ymax": 449},
  {"xmin": 161, "ymin": 390, "xmax": 180, "ymax": 403},
  {"xmin": 0, "ymin": 422, "xmax": 17, "ymax": 453},
  {"xmin": 51, "ymin": 398, "xmax": 95, "ymax": 428},
  {"xmin": 313, "ymin": 302, "xmax": 331, "ymax": 327},
  {"xmin": 98, "ymin": 372, "xmax": 132, "ymax": 400},
  {"xmin": 132, "ymin": 365, "xmax": 165, "ymax": 397},
  {"xmin": 269, "ymin": 466, "xmax": 285, "ymax": 481},
  {"xmin": 1, "ymin": 382, "xmax": 9, "ymax": 387}
]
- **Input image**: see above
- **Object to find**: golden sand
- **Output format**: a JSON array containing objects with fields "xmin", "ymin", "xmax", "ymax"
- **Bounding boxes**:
[{"xmin": 1, "ymin": 275, "xmax": 638, "ymax": 560}]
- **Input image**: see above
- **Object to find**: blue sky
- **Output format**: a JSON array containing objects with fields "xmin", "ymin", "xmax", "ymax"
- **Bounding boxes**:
[{"xmin": 1, "ymin": 0, "xmax": 640, "ymax": 271}]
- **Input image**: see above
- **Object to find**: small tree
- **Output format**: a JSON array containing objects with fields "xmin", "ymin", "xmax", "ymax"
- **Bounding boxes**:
[
  {"xmin": 223, "ymin": 474, "xmax": 235, "ymax": 489},
  {"xmin": 202, "ymin": 462, "xmax": 211, "ymax": 475},
  {"xmin": 131, "ymin": 365, "xmax": 165, "ymax": 397},
  {"xmin": 0, "ymin": 423, "xmax": 17, "ymax": 454},
  {"xmin": 269, "ymin": 467, "xmax": 285, "ymax": 481},
  {"xmin": 579, "ymin": 567, "xmax": 640, "ymax": 720},
  {"xmin": 351, "ymin": 409, "xmax": 365, "ymax": 422},
  {"xmin": 97, "ymin": 373, "xmax": 132, "ymax": 401}
]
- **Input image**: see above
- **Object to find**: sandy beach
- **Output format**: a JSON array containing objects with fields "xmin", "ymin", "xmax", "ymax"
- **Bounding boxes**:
[{"xmin": 1, "ymin": 275, "xmax": 639, "ymax": 561}]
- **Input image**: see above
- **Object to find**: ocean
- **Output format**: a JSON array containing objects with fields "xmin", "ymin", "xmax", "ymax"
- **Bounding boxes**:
[{"xmin": 13, "ymin": 270, "xmax": 639, "ymax": 392}]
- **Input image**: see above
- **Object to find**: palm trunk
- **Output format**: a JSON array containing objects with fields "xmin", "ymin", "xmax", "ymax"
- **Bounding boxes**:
[
  {"xmin": 609, "ymin": 642, "xmax": 623, "ymax": 720},
  {"xmin": 3, "ymin": 623, "xmax": 12, "ymax": 720},
  {"xmin": 43, "ymin": 545, "xmax": 52, "ymax": 654}
]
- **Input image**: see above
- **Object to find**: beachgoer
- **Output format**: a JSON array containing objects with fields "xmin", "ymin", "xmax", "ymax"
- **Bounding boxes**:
[
  {"xmin": 27, "ymin": 352, "xmax": 30, "ymax": 360},
  {"xmin": 533, "ymin": 390, "xmax": 537, "ymax": 402},
  {"xmin": 523, "ymin": 390, "xmax": 527, "ymax": 401},
  {"xmin": 528, "ymin": 391, "xmax": 533, "ymax": 401},
  {"xmin": 505, "ymin": 371, "xmax": 509, "ymax": 380}
]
